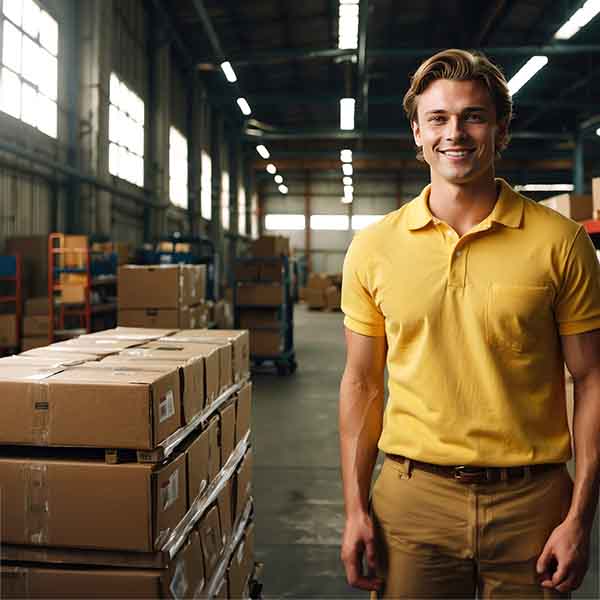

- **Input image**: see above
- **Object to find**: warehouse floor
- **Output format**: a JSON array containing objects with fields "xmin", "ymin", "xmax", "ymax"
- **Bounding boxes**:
[{"xmin": 252, "ymin": 305, "xmax": 599, "ymax": 599}]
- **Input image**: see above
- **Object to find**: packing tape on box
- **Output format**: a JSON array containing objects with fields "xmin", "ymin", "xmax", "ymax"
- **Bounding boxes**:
[
  {"xmin": 22, "ymin": 464, "xmax": 49, "ymax": 545},
  {"xmin": 30, "ymin": 381, "xmax": 50, "ymax": 445}
]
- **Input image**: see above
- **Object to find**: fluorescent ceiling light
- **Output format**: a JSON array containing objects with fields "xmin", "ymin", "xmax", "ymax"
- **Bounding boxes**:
[
  {"xmin": 278, "ymin": 184, "xmax": 289, "ymax": 194},
  {"xmin": 338, "ymin": 2, "xmax": 359, "ymax": 50},
  {"xmin": 236, "ymin": 97, "xmax": 252, "ymax": 115},
  {"xmin": 596, "ymin": 127, "xmax": 600, "ymax": 137},
  {"xmin": 341, "ymin": 196, "xmax": 353, "ymax": 204},
  {"xmin": 342, "ymin": 163, "xmax": 353, "ymax": 176},
  {"xmin": 507, "ymin": 56, "xmax": 548, "ymax": 96},
  {"xmin": 266, "ymin": 163, "xmax": 277, "ymax": 174},
  {"xmin": 514, "ymin": 183, "xmax": 574, "ymax": 192},
  {"xmin": 554, "ymin": 0, "xmax": 600, "ymax": 39},
  {"xmin": 340, "ymin": 97, "xmax": 356, "ymax": 130},
  {"xmin": 256, "ymin": 145, "xmax": 270, "ymax": 159},
  {"xmin": 220, "ymin": 61, "xmax": 237, "ymax": 83},
  {"xmin": 340, "ymin": 149, "xmax": 353, "ymax": 162},
  {"xmin": 274, "ymin": 175, "xmax": 283, "ymax": 184},
  {"xmin": 343, "ymin": 176, "xmax": 353, "ymax": 186}
]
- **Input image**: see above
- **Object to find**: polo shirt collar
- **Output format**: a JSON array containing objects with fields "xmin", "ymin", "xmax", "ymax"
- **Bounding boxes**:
[{"xmin": 407, "ymin": 178, "xmax": 524, "ymax": 231}]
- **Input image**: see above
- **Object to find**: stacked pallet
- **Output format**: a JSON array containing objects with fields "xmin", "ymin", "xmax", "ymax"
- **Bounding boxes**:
[
  {"xmin": 118, "ymin": 265, "xmax": 210, "ymax": 329},
  {"xmin": 0, "ymin": 326, "xmax": 256, "ymax": 599}
]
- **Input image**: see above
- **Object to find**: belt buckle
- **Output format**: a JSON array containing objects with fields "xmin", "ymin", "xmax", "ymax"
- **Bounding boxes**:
[{"xmin": 454, "ymin": 466, "xmax": 487, "ymax": 483}]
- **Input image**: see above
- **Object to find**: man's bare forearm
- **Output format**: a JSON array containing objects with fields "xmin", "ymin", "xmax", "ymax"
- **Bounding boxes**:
[
  {"xmin": 568, "ymin": 369, "xmax": 600, "ymax": 527},
  {"xmin": 339, "ymin": 371, "xmax": 384, "ymax": 518}
]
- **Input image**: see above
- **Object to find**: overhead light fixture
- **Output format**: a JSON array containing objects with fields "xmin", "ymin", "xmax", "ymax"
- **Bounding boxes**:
[
  {"xmin": 220, "ymin": 61, "xmax": 238, "ymax": 83},
  {"xmin": 274, "ymin": 175, "xmax": 283, "ymax": 184},
  {"xmin": 342, "ymin": 163, "xmax": 353, "ymax": 176},
  {"xmin": 236, "ymin": 98, "xmax": 252, "ymax": 116},
  {"xmin": 596, "ymin": 127, "xmax": 600, "ymax": 137},
  {"xmin": 344, "ymin": 185, "xmax": 353, "ymax": 201},
  {"xmin": 343, "ymin": 176, "xmax": 353, "ymax": 186},
  {"xmin": 340, "ymin": 149, "xmax": 353, "ymax": 162},
  {"xmin": 278, "ymin": 184, "xmax": 289, "ymax": 194},
  {"xmin": 266, "ymin": 163, "xmax": 277, "ymax": 174},
  {"xmin": 341, "ymin": 196, "xmax": 353, "ymax": 204},
  {"xmin": 340, "ymin": 98, "xmax": 356, "ymax": 130},
  {"xmin": 338, "ymin": 0, "xmax": 359, "ymax": 50},
  {"xmin": 554, "ymin": 0, "xmax": 600, "ymax": 39},
  {"xmin": 507, "ymin": 56, "xmax": 548, "ymax": 96},
  {"xmin": 256, "ymin": 145, "xmax": 270, "ymax": 159},
  {"xmin": 514, "ymin": 183, "xmax": 574, "ymax": 192}
]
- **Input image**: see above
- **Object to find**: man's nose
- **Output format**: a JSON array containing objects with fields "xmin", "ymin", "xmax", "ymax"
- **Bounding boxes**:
[{"xmin": 445, "ymin": 116, "xmax": 467, "ymax": 141}]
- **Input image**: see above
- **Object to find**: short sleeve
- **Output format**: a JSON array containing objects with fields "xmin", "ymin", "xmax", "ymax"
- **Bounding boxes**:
[
  {"xmin": 341, "ymin": 234, "xmax": 385, "ymax": 337},
  {"xmin": 555, "ymin": 226, "xmax": 600, "ymax": 335}
]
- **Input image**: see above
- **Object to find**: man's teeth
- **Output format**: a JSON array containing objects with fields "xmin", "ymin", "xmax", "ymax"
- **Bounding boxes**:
[{"xmin": 443, "ymin": 150, "xmax": 469, "ymax": 157}]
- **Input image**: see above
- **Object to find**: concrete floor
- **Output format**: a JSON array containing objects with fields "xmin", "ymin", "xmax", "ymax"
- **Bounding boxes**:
[{"xmin": 252, "ymin": 305, "xmax": 599, "ymax": 599}]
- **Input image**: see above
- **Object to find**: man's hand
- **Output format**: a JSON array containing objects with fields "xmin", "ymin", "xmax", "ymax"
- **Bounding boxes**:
[
  {"xmin": 536, "ymin": 517, "xmax": 590, "ymax": 592},
  {"xmin": 341, "ymin": 512, "xmax": 383, "ymax": 591}
]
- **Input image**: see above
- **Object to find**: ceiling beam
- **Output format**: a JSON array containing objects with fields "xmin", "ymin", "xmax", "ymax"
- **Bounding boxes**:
[
  {"xmin": 221, "ymin": 44, "xmax": 600, "ymax": 68},
  {"xmin": 190, "ymin": 0, "xmax": 226, "ymax": 62},
  {"xmin": 474, "ymin": 0, "xmax": 509, "ymax": 46}
]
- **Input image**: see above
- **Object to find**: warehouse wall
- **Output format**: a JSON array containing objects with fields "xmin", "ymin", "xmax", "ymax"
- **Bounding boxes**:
[
  {"xmin": 261, "ymin": 174, "xmax": 428, "ymax": 273},
  {"xmin": 0, "ymin": 0, "xmax": 255, "ymax": 273}
]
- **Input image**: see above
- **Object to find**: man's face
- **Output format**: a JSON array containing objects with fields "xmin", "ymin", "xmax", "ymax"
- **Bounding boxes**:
[{"xmin": 412, "ymin": 78, "xmax": 504, "ymax": 185}]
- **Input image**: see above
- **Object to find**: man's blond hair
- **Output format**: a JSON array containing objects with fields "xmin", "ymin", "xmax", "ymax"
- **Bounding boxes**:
[{"xmin": 403, "ymin": 49, "xmax": 513, "ymax": 159}]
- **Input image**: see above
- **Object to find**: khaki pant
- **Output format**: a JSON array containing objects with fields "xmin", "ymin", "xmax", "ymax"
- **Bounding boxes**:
[{"xmin": 371, "ymin": 457, "xmax": 573, "ymax": 599}]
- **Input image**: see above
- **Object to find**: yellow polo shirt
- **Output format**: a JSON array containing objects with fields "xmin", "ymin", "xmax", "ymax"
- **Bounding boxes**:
[{"xmin": 342, "ymin": 178, "xmax": 600, "ymax": 466}]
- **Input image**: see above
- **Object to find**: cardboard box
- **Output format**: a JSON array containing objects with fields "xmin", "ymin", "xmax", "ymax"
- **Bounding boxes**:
[
  {"xmin": 81, "ymin": 327, "xmax": 177, "ymax": 342},
  {"xmin": 0, "ymin": 313, "xmax": 17, "ymax": 346},
  {"xmin": 219, "ymin": 402, "xmax": 236, "ymax": 466},
  {"xmin": 25, "ymin": 296, "xmax": 50, "ymax": 316},
  {"xmin": 237, "ymin": 284, "xmax": 283, "ymax": 306},
  {"xmin": 0, "ymin": 354, "xmax": 93, "ymax": 368},
  {"xmin": 173, "ymin": 330, "xmax": 250, "ymax": 383},
  {"xmin": 129, "ymin": 341, "xmax": 220, "ymax": 405},
  {"xmin": 190, "ymin": 303, "xmax": 209, "ymax": 329},
  {"xmin": 259, "ymin": 262, "xmax": 282, "ymax": 282},
  {"xmin": 539, "ymin": 194, "xmax": 593, "ymax": 221},
  {"xmin": 52, "ymin": 338, "xmax": 143, "ymax": 354},
  {"xmin": 94, "ymin": 356, "xmax": 205, "ymax": 423},
  {"xmin": 119, "ymin": 307, "xmax": 191, "ymax": 329},
  {"xmin": 197, "ymin": 505, "xmax": 223, "ymax": 582},
  {"xmin": 118, "ymin": 265, "xmax": 195, "ymax": 309},
  {"xmin": 234, "ymin": 262, "xmax": 260, "ymax": 281},
  {"xmin": 228, "ymin": 522, "xmax": 255, "ymax": 600},
  {"xmin": 0, "ymin": 452, "xmax": 187, "ymax": 552},
  {"xmin": 63, "ymin": 235, "xmax": 88, "ymax": 268},
  {"xmin": 23, "ymin": 315, "xmax": 50, "ymax": 337},
  {"xmin": 207, "ymin": 416, "xmax": 220, "ymax": 481},
  {"xmin": 239, "ymin": 309, "xmax": 280, "ymax": 329},
  {"xmin": 217, "ymin": 479, "xmax": 233, "ymax": 545},
  {"xmin": 59, "ymin": 283, "xmax": 86, "ymax": 305},
  {"xmin": 233, "ymin": 449, "xmax": 253, "ymax": 526},
  {"xmin": 183, "ymin": 265, "xmax": 207, "ymax": 305},
  {"xmin": 186, "ymin": 428, "xmax": 210, "ymax": 505},
  {"xmin": 307, "ymin": 273, "xmax": 333, "ymax": 290},
  {"xmin": 251, "ymin": 235, "xmax": 290, "ymax": 257},
  {"xmin": 236, "ymin": 382, "xmax": 252, "ymax": 445},
  {"xmin": 0, "ymin": 365, "xmax": 182, "ymax": 449},
  {"xmin": 20, "ymin": 336, "xmax": 48, "ymax": 351},
  {"xmin": 6, "ymin": 236, "xmax": 48, "ymax": 298},
  {"xmin": 0, "ymin": 529, "xmax": 205, "ymax": 598},
  {"xmin": 306, "ymin": 288, "xmax": 326, "ymax": 309},
  {"xmin": 250, "ymin": 329, "xmax": 282, "ymax": 355},
  {"xmin": 325, "ymin": 285, "xmax": 341, "ymax": 310}
]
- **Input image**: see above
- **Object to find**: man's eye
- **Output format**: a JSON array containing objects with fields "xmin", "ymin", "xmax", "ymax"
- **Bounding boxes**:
[
  {"xmin": 466, "ymin": 114, "xmax": 484, "ymax": 122},
  {"xmin": 429, "ymin": 116, "xmax": 445, "ymax": 123}
]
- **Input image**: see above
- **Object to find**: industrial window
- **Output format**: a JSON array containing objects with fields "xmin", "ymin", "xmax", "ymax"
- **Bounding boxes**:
[
  {"xmin": 310, "ymin": 214, "xmax": 349, "ymax": 231},
  {"xmin": 0, "ymin": 0, "xmax": 58, "ymax": 137},
  {"xmin": 201, "ymin": 149, "xmax": 212, "ymax": 220},
  {"xmin": 108, "ymin": 73, "xmax": 144, "ymax": 187},
  {"xmin": 221, "ymin": 170, "xmax": 230, "ymax": 230},
  {"xmin": 265, "ymin": 214, "xmax": 305, "ymax": 231},
  {"xmin": 352, "ymin": 214, "xmax": 384, "ymax": 230},
  {"xmin": 238, "ymin": 184, "xmax": 246, "ymax": 235},
  {"xmin": 169, "ymin": 126, "xmax": 188, "ymax": 209}
]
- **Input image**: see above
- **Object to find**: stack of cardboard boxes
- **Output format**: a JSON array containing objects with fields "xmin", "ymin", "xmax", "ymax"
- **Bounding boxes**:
[
  {"xmin": 118, "ymin": 265, "xmax": 209, "ymax": 329},
  {"xmin": 303, "ymin": 273, "xmax": 342, "ymax": 312},
  {"xmin": 21, "ymin": 297, "xmax": 51, "ymax": 351},
  {"xmin": 0, "ymin": 326, "xmax": 256, "ymax": 599},
  {"xmin": 235, "ymin": 236, "xmax": 291, "ymax": 356}
]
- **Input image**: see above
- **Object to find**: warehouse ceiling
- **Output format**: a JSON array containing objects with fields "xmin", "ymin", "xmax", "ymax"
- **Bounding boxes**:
[{"xmin": 160, "ymin": 0, "xmax": 600, "ymax": 180}]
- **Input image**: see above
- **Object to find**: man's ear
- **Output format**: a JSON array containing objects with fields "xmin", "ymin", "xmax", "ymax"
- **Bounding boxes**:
[{"xmin": 412, "ymin": 119, "xmax": 422, "ymax": 149}]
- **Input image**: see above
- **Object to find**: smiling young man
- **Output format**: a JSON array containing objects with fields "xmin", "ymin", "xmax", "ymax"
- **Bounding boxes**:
[{"xmin": 339, "ymin": 49, "xmax": 600, "ymax": 598}]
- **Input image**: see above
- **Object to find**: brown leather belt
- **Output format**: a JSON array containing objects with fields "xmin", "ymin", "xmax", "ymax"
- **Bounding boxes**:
[{"xmin": 386, "ymin": 454, "xmax": 563, "ymax": 484}]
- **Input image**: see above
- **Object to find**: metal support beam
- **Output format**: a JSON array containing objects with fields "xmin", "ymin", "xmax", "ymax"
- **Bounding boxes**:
[
  {"xmin": 191, "ymin": 0, "xmax": 226, "ymax": 62},
  {"xmin": 357, "ymin": 0, "xmax": 369, "ymax": 139},
  {"xmin": 225, "ymin": 44, "xmax": 600, "ymax": 68},
  {"xmin": 574, "ymin": 130, "xmax": 585, "ymax": 194}
]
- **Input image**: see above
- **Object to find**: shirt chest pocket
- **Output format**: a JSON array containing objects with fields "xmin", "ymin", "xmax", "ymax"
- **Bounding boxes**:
[{"xmin": 486, "ymin": 284, "xmax": 554, "ymax": 353}]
